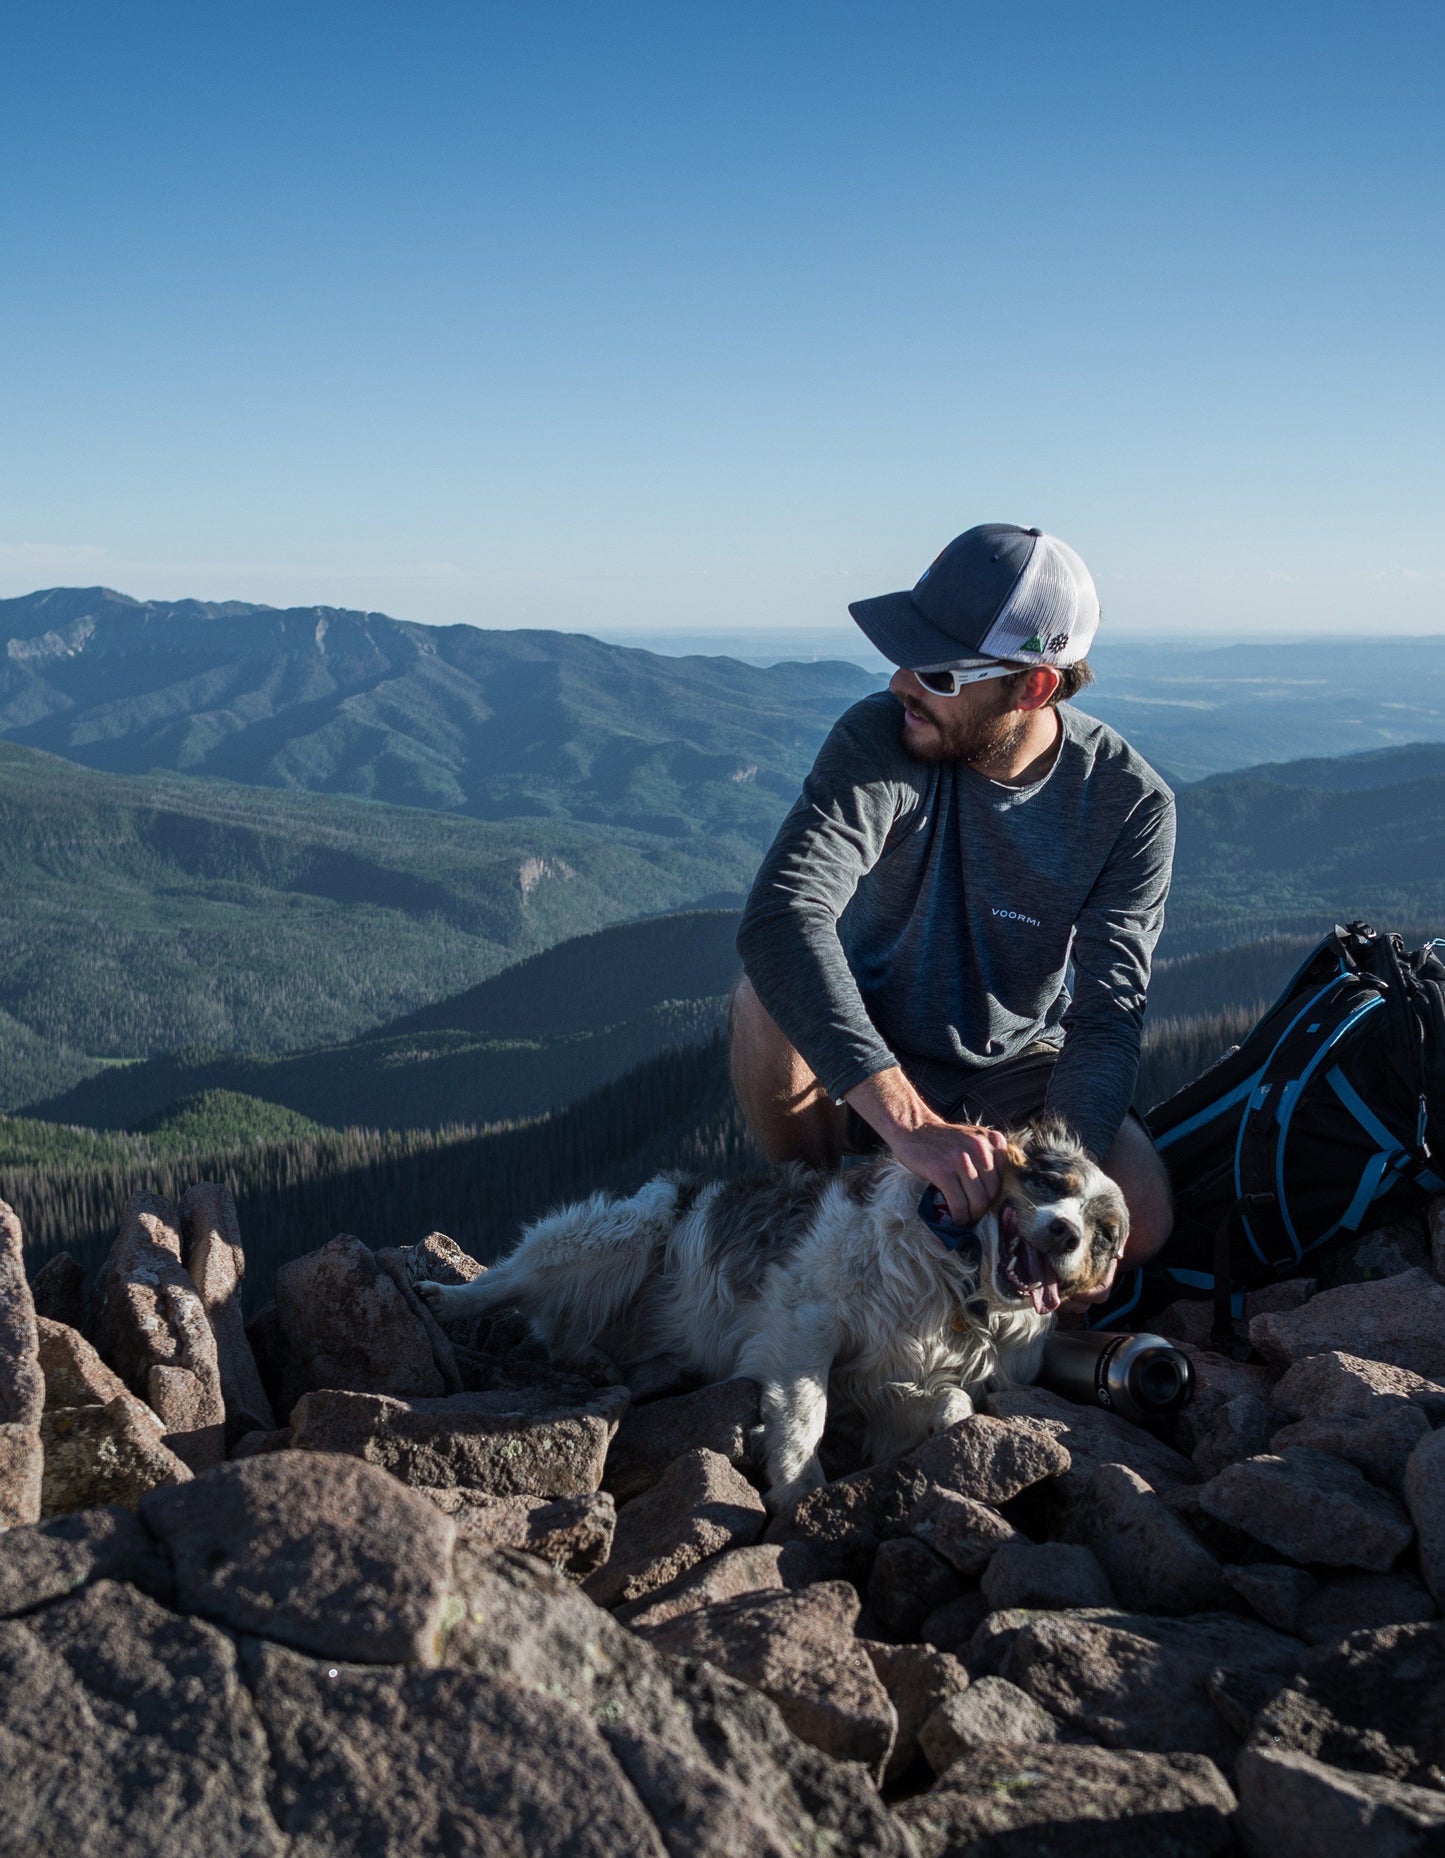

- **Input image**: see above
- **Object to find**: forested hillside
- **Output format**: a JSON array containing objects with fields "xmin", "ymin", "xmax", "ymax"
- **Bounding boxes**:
[{"xmin": 0, "ymin": 744, "xmax": 757, "ymax": 1106}]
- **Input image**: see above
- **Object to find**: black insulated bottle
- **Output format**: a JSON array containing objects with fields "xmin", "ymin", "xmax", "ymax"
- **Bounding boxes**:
[{"xmin": 1039, "ymin": 1329, "xmax": 1195, "ymax": 1425}]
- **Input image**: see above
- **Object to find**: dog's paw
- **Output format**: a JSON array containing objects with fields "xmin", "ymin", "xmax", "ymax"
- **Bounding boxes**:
[
  {"xmin": 744, "ymin": 1423, "xmax": 768, "ymax": 1471},
  {"xmin": 570, "ymin": 1344, "xmax": 623, "ymax": 1386},
  {"xmin": 765, "ymin": 1456, "xmax": 826, "ymax": 1516},
  {"xmin": 927, "ymin": 1388, "xmax": 975, "ymax": 1435},
  {"xmin": 415, "ymin": 1280, "xmax": 454, "ymax": 1316}
]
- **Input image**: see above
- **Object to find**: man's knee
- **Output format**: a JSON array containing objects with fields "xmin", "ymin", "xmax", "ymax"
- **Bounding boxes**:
[{"xmin": 1105, "ymin": 1113, "xmax": 1174, "ymax": 1265}]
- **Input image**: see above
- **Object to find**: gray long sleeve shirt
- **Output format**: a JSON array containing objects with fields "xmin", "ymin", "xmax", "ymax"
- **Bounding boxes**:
[{"xmin": 736, "ymin": 692, "xmax": 1175, "ymax": 1160}]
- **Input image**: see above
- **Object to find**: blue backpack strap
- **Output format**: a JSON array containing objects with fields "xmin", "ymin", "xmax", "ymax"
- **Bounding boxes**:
[{"xmin": 1234, "ymin": 970, "xmax": 1378, "ymax": 1268}]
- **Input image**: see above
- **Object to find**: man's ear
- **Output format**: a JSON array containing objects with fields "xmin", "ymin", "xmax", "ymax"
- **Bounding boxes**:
[{"xmin": 1013, "ymin": 666, "xmax": 1061, "ymax": 711}]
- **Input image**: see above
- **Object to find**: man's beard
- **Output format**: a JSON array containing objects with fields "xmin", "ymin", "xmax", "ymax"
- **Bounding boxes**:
[{"xmin": 899, "ymin": 691, "xmax": 1032, "ymax": 774}]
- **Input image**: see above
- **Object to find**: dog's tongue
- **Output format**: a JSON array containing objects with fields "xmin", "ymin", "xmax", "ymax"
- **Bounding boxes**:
[{"xmin": 1021, "ymin": 1241, "xmax": 1063, "ymax": 1315}]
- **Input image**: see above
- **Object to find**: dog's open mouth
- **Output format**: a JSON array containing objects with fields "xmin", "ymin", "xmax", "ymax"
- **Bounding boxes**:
[{"xmin": 996, "ymin": 1203, "xmax": 1064, "ymax": 1315}]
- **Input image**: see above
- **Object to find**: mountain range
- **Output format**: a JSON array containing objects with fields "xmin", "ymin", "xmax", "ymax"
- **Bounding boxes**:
[{"xmin": 0, "ymin": 586, "xmax": 875, "ymax": 834}]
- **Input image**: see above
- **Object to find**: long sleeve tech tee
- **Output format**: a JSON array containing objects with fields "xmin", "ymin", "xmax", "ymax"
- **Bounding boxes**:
[{"xmin": 735, "ymin": 691, "xmax": 1176, "ymax": 1161}]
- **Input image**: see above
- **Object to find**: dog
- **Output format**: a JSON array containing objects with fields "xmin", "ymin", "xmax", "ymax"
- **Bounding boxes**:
[{"xmin": 417, "ymin": 1118, "xmax": 1127, "ymax": 1511}]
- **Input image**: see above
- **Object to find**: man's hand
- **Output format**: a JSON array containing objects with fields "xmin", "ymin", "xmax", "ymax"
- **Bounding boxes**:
[
  {"xmin": 887, "ymin": 1120, "xmax": 1010, "ymax": 1225},
  {"xmin": 844, "ymin": 1064, "xmax": 1008, "ymax": 1225}
]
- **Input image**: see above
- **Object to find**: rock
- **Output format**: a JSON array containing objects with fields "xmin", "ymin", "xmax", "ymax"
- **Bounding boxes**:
[
  {"xmin": 981, "ymin": 1540, "xmax": 1114, "ymax": 1611},
  {"xmin": 290, "ymin": 1382, "xmax": 628, "ymax": 1496},
  {"xmin": 898, "ymin": 1743, "xmax": 1237, "ymax": 1858},
  {"xmin": 273, "ymin": 1233, "xmax": 447, "ymax": 1402},
  {"xmin": 1251, "ymin": 1619, "xmax": 1445, "ymax": 1786},
  {"xmin": 0, "ymin": 1427, "xmax": 42, "ymax": 1532},
  {"xmin": 40, "ymin": 1395, "xmax": 192, "ymax": 1513},
  {"xmin": 911, "ymin": 1413, "xmax": 1071, "ymax": 1503},
  {"xmin": 985, "ymin": 1385, "xmax": 1197, "ymax": 1499},
  {"xmin": 1317, "ymin": 1212, "xmax": 1432, "ymax": 1287},
  {"xmin": 422, "ymin": 1487, "xmax": 616, "ymax": 1575},
  {"xmin": 764, "ymin": 1454, "xmax": 930, "ymax": 1585},
  {"xmin": 374, "ymin": 1245, "xmax": 463, "ymax": 1393},
  {"xmin": 6, "ymin": 1547, "xmax": 909, "ymax": 1858},
  {"xmin": 867, "ymin": 1535, "xmax": 964, "ymax": 1638},
  {"xmin": 92, "ymin": 1190, "xmax": 226, "ymax": 1471},
  {"xmin": 391, "ymin": 1226, "xmax": 497, "ymax": 1360},
  {"xmin": 1236, "ymin": 1745, "xmax": 1445, "ymax": 1858},
  {"xmin": 1183, "ymin": 1346, "xmax": 1280, "ymax": 1402},
  {"xmin": 634, "ymin": 1581, "xmax": 898, "ymax": 1781},
  {"xmin": 179, "ymin": 1183, "xmax": 276, "ymax": 1434},
  {"xmin": 616, "ymin": 1541, "xmax": 820, "ymax": 1630},
  {"xmin": 437, "ymin": 1548, "xmax": 915, "ymax": 1855},
  {"xmin": 1197, "ymin": 1449, "xmax": 1414, "ymax": 1570},
  {"xmin": 0, "ymin": 1199, "xmax": 42, "ymax": 1527},
  {"xmin": 26, "ymin": 1249, "xmax": 87, "ymax": 1332},
  {"xmin": 142, "ymin": 1451, "xmax": 458, "ymax": 1664},
  {"xmin": 0, "ymin": 1505, "xmax": 172, "ymax": 1616},
  {"xmin": 1246, "ymin": 1277, "xmax": 1319, "ymax": 1317},
  {"xmin": 1249, "ymin": 1268, "xmax": 1445, "ymax": 1378},
  {"xmin": 1406, "ymin": 1428, "xmax": 1445, "ymax": 1605},
  {"xmin": 603, "ymin": 1378, "xmax": 759, "ymax": 1502},
  {"xmin": 919, "ymin": 1591, "xmax": 990, "ymax": 1655},
  {"xmin": 230, "ymin": 1426, "xmax": 292, "ymax": 1458},
  {"xmin": 1191, "ymin": 1393, "xmax": 1279, "ymax": 1479},
  {"xmin": 1163, "ymin": 1481, "xmax": 1261, "ymax": 1562},
  {"xmin": 0, "ymin": 1580, "xmax": 285, "ymax": 1855},
  {"xmin": 1272, "ymin": 1348, "xmax": 1445, "ymax": 1422},
  {"xmin": 1273, "ymin": 1401, "xmax": 1430, "ymax": 1492},
  {"xmin": 1225, "ymin": 1562, "xmax": 1317, "ymax": 1633},
  {"xmin": 1155, "ymin": 1296, "xmax": 1213, "ymax": 1346},
  {"xmin": 248, "ymin": 1632, "xmax": 675, "ymax": 1857},
  {"xmin": 583, "ymin": 1448, "xmax": 766, "ymax": 1607},
  {"xmin": 397, "ymin": 1230, "xmax": 485, "ymax": 1286},
  {"xmin": 906, "ymin": 1485, "xmax": 1021, "ymax": 1576},
  {"xmin": 34, "ymin": 1317, "xmax": 127, "ymax": 1410},
  {"xmin": 969, "ymin": 1606, "xmax": 1302, "ymax": 1766},
  {"xmin": 918, "ymin": 1674, "xmax": 1061, "ymax": 1772},
  {"xmin": 1076, "ymin": 1462, "xmax": 1224, "ymax": 1612},
  {"xmin": 862, "ymin": 1640, "xmax": 969, "ymax": 1785},
  {"xmin": 243, "ymin": 1299, "xmax": 291, "ymax": 1418},
  {"xmin": 1297, "ymin": 1570, "xmax": 1438, "ymax": 1645}
]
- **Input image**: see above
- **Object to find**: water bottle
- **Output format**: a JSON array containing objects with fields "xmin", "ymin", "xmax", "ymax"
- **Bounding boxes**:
[{"xmin": 1040, "ymin": 1329, "xmax": 1195, "ymax": 1425}]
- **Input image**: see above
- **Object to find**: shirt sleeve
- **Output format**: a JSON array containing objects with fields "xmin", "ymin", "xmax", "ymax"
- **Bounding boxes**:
[
  {"xmin": 1045, "ymin": 786, "xmax": 1176, "ymax": 1160},
  {"xmin": 736, "ymin": 702, "xmax": 913, "ymax": 1101}
]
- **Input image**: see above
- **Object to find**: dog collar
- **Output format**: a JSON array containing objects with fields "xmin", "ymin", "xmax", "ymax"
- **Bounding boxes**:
[{"xmin": 917, "ymin": 1187, "xmax": 983, "ymax": 1267}]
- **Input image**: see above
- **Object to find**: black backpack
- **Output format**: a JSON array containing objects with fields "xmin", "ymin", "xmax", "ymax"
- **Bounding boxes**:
[{"xmin": 1093, "ymin": 922, "xmax": 1445, "ymax": 1339}]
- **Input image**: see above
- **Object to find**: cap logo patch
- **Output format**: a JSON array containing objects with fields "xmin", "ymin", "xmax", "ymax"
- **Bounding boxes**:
[{"xmin": 1021, "ymin": 633, "xmax": 1044, "ymax": 654}]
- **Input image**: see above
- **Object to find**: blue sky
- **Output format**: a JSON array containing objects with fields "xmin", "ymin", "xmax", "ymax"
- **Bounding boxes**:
[{"xmin": 1, "ymin": 1, "xmax": 1441, "ymax": 637}]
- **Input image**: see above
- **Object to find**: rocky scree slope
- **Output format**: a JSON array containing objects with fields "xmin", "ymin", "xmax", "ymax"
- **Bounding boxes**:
[{"xmin": 2, "ymin": 1184, "xmax": 1445, "ymax": 1854}]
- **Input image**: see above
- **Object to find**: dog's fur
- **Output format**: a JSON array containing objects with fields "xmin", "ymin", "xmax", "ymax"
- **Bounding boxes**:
[{"xmin": 418, "ymin": 1119, "xmax": 1127, "ymax": 1510}]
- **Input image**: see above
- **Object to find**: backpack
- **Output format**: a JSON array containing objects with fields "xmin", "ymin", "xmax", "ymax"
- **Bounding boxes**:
[{"xmin": 1092, "ymin": 922, "xmax": 1445, "ymax": 1339}]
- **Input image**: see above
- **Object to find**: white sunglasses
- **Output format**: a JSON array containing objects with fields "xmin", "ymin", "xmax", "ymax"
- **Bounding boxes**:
[{"xmin": 911, "ymin": 660, "xmax": 1024, "ymax": 697}]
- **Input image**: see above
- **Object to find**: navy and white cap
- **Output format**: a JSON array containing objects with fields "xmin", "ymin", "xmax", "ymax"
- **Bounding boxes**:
[{"xmin": 848, "ymin": 524, "xmax": 1100, "ymax": 672}]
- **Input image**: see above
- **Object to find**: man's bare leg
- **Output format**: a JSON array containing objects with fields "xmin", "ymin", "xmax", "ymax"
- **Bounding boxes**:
[
  {"xmin": 1101, "ymin": 1111, "xmax": 1174, "ymax": 1270},
  {"xmin": 729, "ymin": 978, "xmax": 850, "ymax": 1168}
]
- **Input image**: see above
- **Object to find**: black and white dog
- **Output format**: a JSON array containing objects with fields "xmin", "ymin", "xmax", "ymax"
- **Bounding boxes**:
[{"xmin": 418, "ymin": 1119, "xmax": 1127, "ymax": 1511}]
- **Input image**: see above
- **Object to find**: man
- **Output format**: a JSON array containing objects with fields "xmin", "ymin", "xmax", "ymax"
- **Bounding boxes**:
[{"xmin": 731, "ymin": 522, "xmax": 1175, "ymax": 1303}]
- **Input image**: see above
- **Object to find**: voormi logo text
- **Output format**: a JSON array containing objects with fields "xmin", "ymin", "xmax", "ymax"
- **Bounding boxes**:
[{"xmin": 992, "ymin": 906, "xmax": 1042, "ymax": 929}]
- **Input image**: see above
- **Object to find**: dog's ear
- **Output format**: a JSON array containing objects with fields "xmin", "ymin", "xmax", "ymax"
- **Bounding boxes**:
[{"xmin": 1000, "ymin": 1140, "xmax": 1028, "ymax": 1172}]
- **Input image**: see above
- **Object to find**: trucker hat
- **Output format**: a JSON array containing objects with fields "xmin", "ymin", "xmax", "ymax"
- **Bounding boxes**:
[{"xmin": 848, "ymin": 524, "xmax": 1099, "ymax": 671}]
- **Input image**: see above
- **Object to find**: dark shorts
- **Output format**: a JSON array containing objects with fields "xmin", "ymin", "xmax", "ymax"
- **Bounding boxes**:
[{"xmin": 843, "ymin": 1041, "xmax": 1062, "ymax": 1155}]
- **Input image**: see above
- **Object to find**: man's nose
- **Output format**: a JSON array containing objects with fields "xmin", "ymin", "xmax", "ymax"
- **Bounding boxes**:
[{"xmin": 889, "ymin": 667, "xmax": 916, "ymax": 700}]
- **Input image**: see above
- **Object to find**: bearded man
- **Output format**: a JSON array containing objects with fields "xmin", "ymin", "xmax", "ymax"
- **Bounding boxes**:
[{"xmin": 731, "ymin": 523, "xmax": 1176, "ymax": 1306}]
